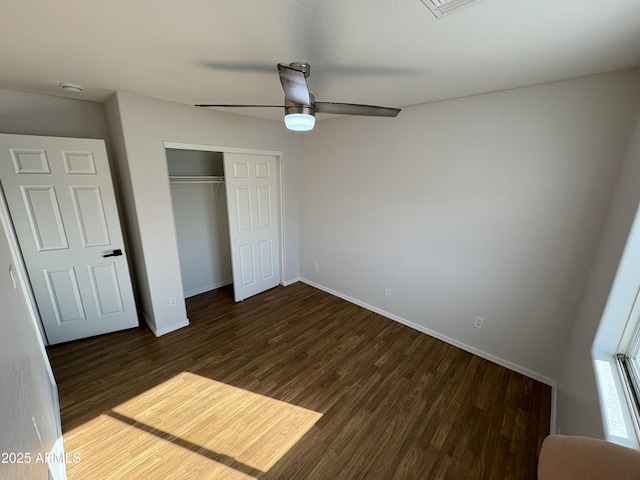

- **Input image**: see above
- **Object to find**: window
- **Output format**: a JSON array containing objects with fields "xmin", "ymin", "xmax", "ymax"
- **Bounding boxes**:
[{"xmin": 617, "ymin": 287, "xmax": 640, "ymax": 438}]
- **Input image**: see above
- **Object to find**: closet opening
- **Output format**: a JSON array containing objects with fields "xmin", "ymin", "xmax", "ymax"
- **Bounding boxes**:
[{"xmin": 166, "ymin": 148, "xmax": 233, "ymax": 299}]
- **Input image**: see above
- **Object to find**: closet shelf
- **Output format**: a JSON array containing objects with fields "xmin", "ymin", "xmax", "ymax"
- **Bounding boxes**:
[{"xmin": 169, "ymin": 176, "xmax": 225, "ymax": 184}]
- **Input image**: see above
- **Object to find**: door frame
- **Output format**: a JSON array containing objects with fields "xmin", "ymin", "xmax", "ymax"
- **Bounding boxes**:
[
  {"xmin": 0, "ymin": 179, "xmax": 66, "ymax": 478},
  {"xmin": 0, "ymin": 182, "xmax": 49, "ymax": 345},
  {"xmin": 163, "ymin": 141, "xmax": 287, "ymax": 295}
]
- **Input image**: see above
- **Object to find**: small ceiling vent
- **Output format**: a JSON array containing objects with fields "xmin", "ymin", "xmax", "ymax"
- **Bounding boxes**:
[{"xmin": 420, "ymin": 0, "xmax": 487, "ymax": 18}]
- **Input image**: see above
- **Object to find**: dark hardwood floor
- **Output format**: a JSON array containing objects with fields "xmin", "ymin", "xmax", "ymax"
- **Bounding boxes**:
[{"xmin": 47, "ymin": 282, "xmax": 551, "ymax": 479}]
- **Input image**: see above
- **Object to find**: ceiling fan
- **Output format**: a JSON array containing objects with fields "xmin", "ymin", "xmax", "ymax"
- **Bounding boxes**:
[{"xmin": 195, "ymin": 62, "xmax": 401, "ymax": 131}]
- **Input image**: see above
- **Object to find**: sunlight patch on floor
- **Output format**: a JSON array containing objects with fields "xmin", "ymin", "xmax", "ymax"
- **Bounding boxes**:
[
  {"xmin": 64, "ymin": 414, "xmax": 255, "ymax": 479},
  {"xmin": 63, "ymin": 372, "xmax": 322, "ymax": 478}
]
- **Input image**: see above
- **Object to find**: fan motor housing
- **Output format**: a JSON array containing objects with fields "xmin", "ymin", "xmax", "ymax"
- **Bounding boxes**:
[
  {"xmin": 285, "ymin": 93, "xmax": 315, "ymax": 114},
  {"xmin": 290, "ymin": 62, "xmax": 310, "ymax": 78}
]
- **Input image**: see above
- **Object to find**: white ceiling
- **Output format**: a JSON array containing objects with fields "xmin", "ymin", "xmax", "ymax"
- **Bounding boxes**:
[{"xmin": 1, "ymin": 0, "xmax": 640, "ymax": 121}]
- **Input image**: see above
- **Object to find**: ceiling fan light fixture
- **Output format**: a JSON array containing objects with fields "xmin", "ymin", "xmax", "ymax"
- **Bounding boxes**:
[
  {"xmin": 284, "ymin": 104, "xmax": 315, "ymax": 131},
  {"xmin": 284, "ymin": 113, "xmax": 315, "ymax": 131}
]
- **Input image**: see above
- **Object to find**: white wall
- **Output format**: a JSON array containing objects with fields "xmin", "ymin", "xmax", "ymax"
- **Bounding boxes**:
[
  {"xmin": 170, "ymin": 182, "xmax": 232, "ymax": 296},
  {"xmin": 299, "ymin": 69, "xmax": 640, "ymax": 384},
  {"xmin": 0, "ymin": 203, "xmax": 65, "ymax": 480},
  {"xmin": 0, "ymin": 87, "xmax": 108, "ymax": 139},
  {"xmin": 105, "ymin": 92, "xmax": 302, "ymax": 335},
  {"xmin": 593, "ymin": 106, "xmax": 640, "ymax": 355},
  {"xmin": 557, "ymin": 102, "xmax": 640, "ymax": 438},
  {"xmin": 104, "ymin": 97, "xmax": 149, "ymax": 330},
  {"xmin": 166, "ymin": 148, "xmax": 224, "ymax": 176}
]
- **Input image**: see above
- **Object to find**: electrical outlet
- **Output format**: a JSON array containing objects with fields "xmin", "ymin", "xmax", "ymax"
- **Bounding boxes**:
[
  {"xmin": 169, "ymin": 297, "xmax": 177, "ymax": 307},
  {"xmin": 384, "ymin": 287, "xmax": 392, "ymax": 297},
  {"xmin": 474, "ymin": 316, "xmax": 484, "ymax": 329},
  {"xmin": 313, "ymin": 262, "xmax": 319, "ymax": 271}
]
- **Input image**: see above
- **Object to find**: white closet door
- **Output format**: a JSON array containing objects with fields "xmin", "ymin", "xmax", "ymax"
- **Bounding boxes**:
[
  {"xmin": 224, "ymin": 153, "xmax": 280, "ymax": 302},
  {"xmin": 0, "ymin": 134, "xmax": 138, "ymax": 344}
]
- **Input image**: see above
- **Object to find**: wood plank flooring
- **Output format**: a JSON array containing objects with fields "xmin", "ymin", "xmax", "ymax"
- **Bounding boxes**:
[{"xmin": 47, "ymin": 282, "xmax": 551, "ymax": 479}]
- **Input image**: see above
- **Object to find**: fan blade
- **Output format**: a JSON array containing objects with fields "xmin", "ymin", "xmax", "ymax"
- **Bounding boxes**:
[
  {"xmin": 277, "ymin": 64, "xmax": 311, "ymax": 105},
  {"xmin": 314, "ymin": 102, "xmax": 400, "ymax": 117},
  {"xmin": 195, "ymin": 104, "xmax": 284, "ymax": 108}
]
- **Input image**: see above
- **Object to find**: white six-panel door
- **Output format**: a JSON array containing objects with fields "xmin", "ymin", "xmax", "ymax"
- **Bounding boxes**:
[
  {"xmin": 224, "ymin": 153, "xmax": 280, "ymax": 302},
  {"xmin": 0, "ymin": 134, "xmax": 137, "ymax": 344}
]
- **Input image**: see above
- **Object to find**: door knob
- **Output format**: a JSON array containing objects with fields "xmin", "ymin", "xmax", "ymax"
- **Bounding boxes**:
[{"xmin": 103, "ymin": 249, "xmax": 123, "ymax": 258}]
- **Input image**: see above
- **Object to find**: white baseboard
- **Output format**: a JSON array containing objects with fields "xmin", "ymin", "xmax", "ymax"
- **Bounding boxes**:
[
  {"xmin": 184, "ymin": 280, "xmax": 232, "ymax": 298},
  {"xmin": 282, "ymin": 276, "xmax": 300, "ymax": 287},
  {"xmin": 48, "ymin": 436, "xmax": 67, "ymax": 480},
  {"xmin": 140, "ymin": 310, "xmax": 189, "ymax": 337},
  {"xmin": 152, "ymin": 319, "xmax": 190, "ymax": 337},
  {"xmin": 300, "ymin": 278, "xmax": 558, "ymax": 433}
]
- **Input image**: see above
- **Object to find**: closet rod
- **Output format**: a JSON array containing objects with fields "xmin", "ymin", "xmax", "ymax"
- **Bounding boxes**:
[{"xmin": 169, "ymin": 175, "xmax": 225, "ymax": 185}]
